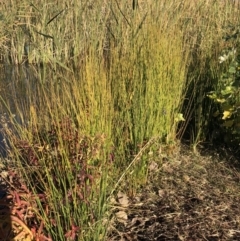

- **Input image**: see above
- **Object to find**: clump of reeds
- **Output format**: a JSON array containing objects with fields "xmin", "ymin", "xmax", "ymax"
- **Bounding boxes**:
[
  {"xmin": 0, "ymin": 0, "xmax": 240, "ymax": 240},
  {"xmin": 2, "ymin": 114, "xmax": 110, "ymax": 240}
]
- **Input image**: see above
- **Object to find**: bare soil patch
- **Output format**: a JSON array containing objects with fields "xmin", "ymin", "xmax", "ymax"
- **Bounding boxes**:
[{"xmin": 108, "ymin": 145, "xmax": 240, "ymax": 241}]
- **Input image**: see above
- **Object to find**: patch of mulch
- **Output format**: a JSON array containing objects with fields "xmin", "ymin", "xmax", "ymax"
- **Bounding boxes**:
[{"xmin": 108, "ymin": 145, "xmax": 240, "ymax": 241}]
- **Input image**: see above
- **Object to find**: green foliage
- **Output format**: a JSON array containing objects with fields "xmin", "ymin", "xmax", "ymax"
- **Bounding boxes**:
[{"xmin": 208, "ymin": 36, "xmax": 240, "ymax": 143}]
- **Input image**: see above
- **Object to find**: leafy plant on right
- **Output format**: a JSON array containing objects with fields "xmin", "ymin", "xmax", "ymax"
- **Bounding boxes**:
[{"xmin": 208, "ymin": 38, "xmax": 240, "ymax": 145}]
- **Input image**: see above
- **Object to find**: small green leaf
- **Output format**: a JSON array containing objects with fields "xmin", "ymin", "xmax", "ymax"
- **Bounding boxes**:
[
  {"xmin": 221, "ymin": 86, "xmax": 234, "ymax": 95},
  {"xmin": 216, "ymin": 98, "xmax": 226, "ymax": 103},
  {"xmin": 207, "ymin": 93, "xmax": 217, "ymax": 99},
  {"xmin": 229, "ymin": 66, "xmax": 236, "ymax": 74},
  {"xmin": 175, "ymin": 113, "xmax": 185, "ymax": 122}
]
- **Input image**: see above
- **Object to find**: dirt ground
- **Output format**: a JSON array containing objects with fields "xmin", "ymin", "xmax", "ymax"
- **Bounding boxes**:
[{"xmin": 108, "ymin": 144, "xmax": 240, "ymax": 241}]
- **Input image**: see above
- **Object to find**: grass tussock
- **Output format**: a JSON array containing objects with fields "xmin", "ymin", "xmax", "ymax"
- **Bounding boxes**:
[{"xmin": 0, "ymin": 0, "xmax": 240, "ymax": 240}]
